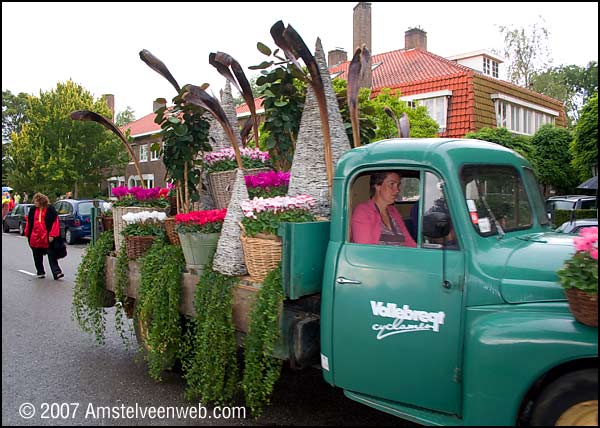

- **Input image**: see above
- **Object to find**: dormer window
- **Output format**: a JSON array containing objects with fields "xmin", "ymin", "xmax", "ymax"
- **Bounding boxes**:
[{"xmin": 483, "ymin": 57, "xmax": 499, "ymax": 78}]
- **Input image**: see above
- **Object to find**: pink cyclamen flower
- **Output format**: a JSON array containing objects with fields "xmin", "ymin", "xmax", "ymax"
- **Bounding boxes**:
[{"xmin": 574, "ymin": 226, "xmax": 598, "ymax": 259}]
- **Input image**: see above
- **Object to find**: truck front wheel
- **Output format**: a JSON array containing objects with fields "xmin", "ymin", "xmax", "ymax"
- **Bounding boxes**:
[{"xmin": 529, "ymin": 369, "xmax": 597, "ymax": 426}]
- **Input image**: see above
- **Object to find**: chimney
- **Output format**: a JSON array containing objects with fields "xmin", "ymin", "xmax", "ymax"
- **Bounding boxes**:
[
  {"xmin": 353, "ymin": 2, "xmax": 372, "ymax": 53},
  {"xmin": 405, "ymin": 27, "xmax": 427, "ymax": 51},
  {"xmin": 352, "ymin": 2, "xmax": 373, "ymax": 89},
  {"xmin": 153, "ymin": 98, "xmax": 167, "ymax": 113},
  {"xmin": 102, "ymin": 94, "xmax": 115, "ymax": 121},
  {"xmin": 328, "ymin": 48, "xmax": 348, "ymax": 67}
]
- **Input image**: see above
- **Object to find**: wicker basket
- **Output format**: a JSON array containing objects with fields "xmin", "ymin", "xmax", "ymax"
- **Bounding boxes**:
[
  {"xmin": 565, "ymin": 288, "xmax": 598, "ymax": 327},
  {"xmin": 240, "ymin": 227, "xmax": 282, "ymax": 283},
  {"xmin": 125, "ymin": 235, "xmax": 157, "ymax": 260},
  {"xmin": 101, "ymin": 216, "xmax": 114, "ymax": 232},
  {"xmin": 113, "ymin": 206, "xmax": 149, "ymax": 252},
  {"xmin": 164, "ymin": 217, "xmax": 180, "ymax": 246},
  {"xmin": 208, "ymin": 168, "xmax": 271, "ymax": 209}
]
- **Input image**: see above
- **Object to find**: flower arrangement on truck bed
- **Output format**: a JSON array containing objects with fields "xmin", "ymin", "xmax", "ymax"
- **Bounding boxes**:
[{"xmin": 240, "ymin": 194, "xmax": 317, "ymax": 237}]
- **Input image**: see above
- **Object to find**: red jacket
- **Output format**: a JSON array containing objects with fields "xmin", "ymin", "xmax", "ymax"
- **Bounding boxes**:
[
  {"xmin": 25, "ymin": 207, "xmax": 60, "ymax": 249},
  {"xmin": 351, "ymin": 199, "xmax": 417, "ymax": 247}
]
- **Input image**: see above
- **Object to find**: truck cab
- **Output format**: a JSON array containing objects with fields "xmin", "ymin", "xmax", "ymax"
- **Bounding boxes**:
[{"xmin": 317, "ymin": 138, "xmax": 597, "ymax": 425}]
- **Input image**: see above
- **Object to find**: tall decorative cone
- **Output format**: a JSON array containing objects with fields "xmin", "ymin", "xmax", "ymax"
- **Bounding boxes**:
[
  {"xmin": 206, "ymin": 114, "xmax": 229, "ymax": 151},
  {"xmin": 221, "ymin": 81, "xmax": 243, "ymax": 148},
  {"xmin": 287, "ymin": 38, "xmax": 351, "ymax": 217},
  {"xmin": 213, "ymin": 169, "xmax": 249, "ymax": 276}
]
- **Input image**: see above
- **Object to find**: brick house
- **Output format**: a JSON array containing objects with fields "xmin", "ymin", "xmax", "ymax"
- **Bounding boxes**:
[{"xmin": 325, "ymin": 3, "xmax": 566, "ymax": 138}]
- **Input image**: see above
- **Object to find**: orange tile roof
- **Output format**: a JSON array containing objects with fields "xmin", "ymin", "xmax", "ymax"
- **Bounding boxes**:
[
  {"xmin": 235, "ymin": 98, "xmax": 265, "ymax": 116},
  {"xmin": 121, "ymin": 111, "xmax": 161, "ymax": 137},
  {"xmin": 330, "ymin": 48, "xmax": 473, "ymax": 89}
]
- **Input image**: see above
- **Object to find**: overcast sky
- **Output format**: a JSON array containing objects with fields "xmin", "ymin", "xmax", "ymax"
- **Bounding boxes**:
[{"xmin": 2, "ymin": 2, "xmax": 598, "ymax": 120}]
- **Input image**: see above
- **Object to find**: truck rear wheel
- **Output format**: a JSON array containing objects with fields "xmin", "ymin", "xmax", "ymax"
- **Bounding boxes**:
[{"xmin": 529, "ymin": 369, "xmax": 598, "ymax": 426}]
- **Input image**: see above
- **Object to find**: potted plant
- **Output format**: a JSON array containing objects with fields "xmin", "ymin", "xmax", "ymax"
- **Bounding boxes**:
[
  {"xmin": 239, "ymin": 194, "xmax": 316, "ymax": 281},
  {"xmin": 204, "ymin": 147, "xmax": 272, "ymax": 209},
  {"xmin": 175, "ymin": 208, "xmax": 227, "ymax": 273},
  {"xmin": 245, "ymin": 171, "xmax": 290, "ymax": 199},
  {"xmin": 121, "ymin": 211, "xmax": 167, "ymax": 260},
  {"xmin": 100, "ymin": 208, "xmax": 114, "ymax": 232},
  {"xmin": 557, "ymin": 226, "xmax": 598, "ymax": 327},
  {"xmin": 111, "ymin": 186, "xmax": 170, "ymax": 252}
]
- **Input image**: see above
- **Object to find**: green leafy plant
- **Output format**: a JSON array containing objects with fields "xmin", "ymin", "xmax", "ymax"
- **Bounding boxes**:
[
  {"xmin": 242, "ymin": 264, "xmax": 284, "ymax": 417},
  {"xmin": 181, "ymin": 262, "xmax": 239, "ymax": 404},
  {"xmin": 114, "ymin": 244, "xmax": 133, "ymax": 346},
  {"xmin": 122, "ymin": 222, "xmax": 165, "ymax": 238},
  {"xmin": 72, "ymin": 231, "xmax": 115, "ymax": 344},
  {"xmin": 136, "ymin": 240, "xmax": 186, "ymax": 380},
  {"xmin": 557, "ymin": 227, "xmax": 598, "ymax": 294}
]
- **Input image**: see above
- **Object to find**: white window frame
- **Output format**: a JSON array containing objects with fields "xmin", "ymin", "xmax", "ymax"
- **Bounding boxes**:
[
  {"xmin": 139, "ymin": 144, "xmax": 148, "ymax": 162},
  {"xmin": 401, "ymin": 90, "xmax": 452, "ymax": 132},
  {"xmin": 492, "ymin": 93, "xmax": 558, "ymax": 135},
  {"xmin": 128, "ymin": 174, "xmax": 154, "ymax": 189},
  {"xmin": 150, "ymin": 142, "xmax": 161, "ymax": 161}
]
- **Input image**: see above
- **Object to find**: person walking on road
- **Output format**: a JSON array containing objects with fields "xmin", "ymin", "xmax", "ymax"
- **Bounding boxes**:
[{"xmin": 24, "ymin": 193, "xmax": 64, "ymax": 280}]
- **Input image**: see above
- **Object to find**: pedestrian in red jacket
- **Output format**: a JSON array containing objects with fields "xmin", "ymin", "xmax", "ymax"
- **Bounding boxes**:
[{"xmin": 24, "ymin": 193, "xmax": 64, "ymax": 280}]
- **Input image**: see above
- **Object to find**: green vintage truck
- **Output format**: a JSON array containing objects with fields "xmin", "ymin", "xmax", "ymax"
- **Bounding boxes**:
[{"xmin": 107, "ymin": 138, "xmax": 597, "ymax": 426}]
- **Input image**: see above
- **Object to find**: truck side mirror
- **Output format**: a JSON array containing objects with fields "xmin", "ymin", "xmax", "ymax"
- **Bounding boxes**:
[{"xmin": 422, "ymin": 211, "xmax": 451, "ymax": 239}]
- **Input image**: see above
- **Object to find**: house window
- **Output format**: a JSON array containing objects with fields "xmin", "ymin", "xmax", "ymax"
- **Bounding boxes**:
[
  {"xmin": 492, "ymin": 94, "xmax": 558, "ymax": 135},
  {"xmin": 128, "ymin": 174, "xmax": 154, "ymax": 189},
  {"xmin": 401, "ymin": 90, "xmax": 452, "ymax": 132},
  {"xmin": 139, "ymin": 144, "xmax": 148, "ymax": 162},
  {"xmin": 483, "ymin": 57, "xmax": 499, "ymax": 78},
  {"xmin": 150, "ymin": 142, "xmax": 161, "ymax": 161}
]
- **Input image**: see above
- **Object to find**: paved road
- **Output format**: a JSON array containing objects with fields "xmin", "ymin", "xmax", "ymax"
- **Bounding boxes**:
[{"xmin": 2, "ymin": 231, "xmax": 415, "ymax": 426}]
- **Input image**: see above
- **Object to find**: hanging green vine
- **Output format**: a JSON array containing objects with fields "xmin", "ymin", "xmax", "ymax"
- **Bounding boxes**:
[
  {"xmin": 71, "ymin": 231, "xmax": 115, "ymax": 344},
  {"xmin": 242, "ymin": 264, "xmax": 284, "ymax": 417},
  {"xmin": 182, "ymin": 261, "xmax": 240, "ymax": 404},
  {"xmin": 136, "ymin": 240, "xmax": 186, "ymax": 380},
  {"xmin": 114, "ymin": 244, "xmax": 133, "ymax": 347}
]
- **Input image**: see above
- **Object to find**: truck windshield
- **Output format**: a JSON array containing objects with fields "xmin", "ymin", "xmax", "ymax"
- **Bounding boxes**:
[{"xmin": 460, "ymin": 165, "xmax": 534, "ymax": 236}]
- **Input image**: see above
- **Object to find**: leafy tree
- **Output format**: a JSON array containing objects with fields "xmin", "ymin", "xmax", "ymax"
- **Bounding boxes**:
[
  {"xmin": 115, "ymin": 106, "xmax": 136, "ymax": 127},
  {"xmin": 570, "ymin": 91, "xmax": 598, "ymax": 181},
  {"xmin": 529, "ymin": 124, "xmax": 577, "ymax": 195},
  {"xmin": 333, "ymin": 80, "xmax": 438, "ymax": 144},
  {"xmin": 2, "ymin": 90, "xmax": 31, "ymax": 184},
  {"xmin": 2, "ymin": 90, "xmax": 30, "ymax": 143},
  {"xmin": 362, "ymin": 87, "xmax": 439, "ymax": 140},
  {"xmin": 532, "ymin": 62, "xmax": 598, "ymax": 125},
  {"xmin": 497, "ymin": 19, "xmax": 552, "ymax": 88},
  {"xmin": 6, "ymin": 80, "xmax": 127, "ymax": 198},
  {"xmin": 464, "ymin": 127, "xmax": 532, "ymax": 160}
]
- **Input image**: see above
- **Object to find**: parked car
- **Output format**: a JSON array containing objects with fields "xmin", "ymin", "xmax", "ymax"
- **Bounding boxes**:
[
  {"xmin": 53, "ymin": 199, "xmax": 110, "ymax": 244},
  {"xmin": 2, "ymin": 203, "xmax": 34, "ymax": 235},
  {"xmin": 554, "ymin": 218, "xmax": 598, "ymax": 234},
  {"xmin": 545, "ymin": 195, "xmax": 597, "ymax": 222}
]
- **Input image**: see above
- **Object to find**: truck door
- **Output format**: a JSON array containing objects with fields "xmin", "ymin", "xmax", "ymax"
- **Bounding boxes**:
[{"xmin": 332, "ymin": 170, "xmax": 464, "ymax": 415}]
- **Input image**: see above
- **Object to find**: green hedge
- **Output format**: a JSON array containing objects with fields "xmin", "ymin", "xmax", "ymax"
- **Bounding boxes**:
[{"xmin": 553, "ymin": 209, "xmax": 598, "ymax": 227}]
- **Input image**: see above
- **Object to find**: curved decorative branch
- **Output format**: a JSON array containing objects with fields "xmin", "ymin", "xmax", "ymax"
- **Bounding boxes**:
[
  {"xmin": 182, "ymin": 84, "xmax": 244, "ymax": 170},
  {"xmin": 70, "ymin": 110, "xmax": 147, "ymax": 189},
  {"xmin": 209, "ymin": 52, "xmax": 259, "ymax": 148},
  {"xmin": 139, "ymin": 49, "xmax": 181, "ymax": 93},
  {"xmin": 348, "ymin": 46, "xmax": 371, "ymax": 148},
  {"xmin": 270, "ymin": 21, "xmax": 334, "ymax": 194}
]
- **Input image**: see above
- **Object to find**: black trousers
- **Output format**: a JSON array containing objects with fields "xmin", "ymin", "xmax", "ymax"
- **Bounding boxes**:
[{"xmin": 31, "ymin": 247, "xmax": 62, "ymax": 278}]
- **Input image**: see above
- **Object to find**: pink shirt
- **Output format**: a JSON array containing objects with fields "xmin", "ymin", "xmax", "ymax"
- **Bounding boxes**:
[{"xmin": 351, "ymin": 199, "xmax": 417, "ymax": 247}]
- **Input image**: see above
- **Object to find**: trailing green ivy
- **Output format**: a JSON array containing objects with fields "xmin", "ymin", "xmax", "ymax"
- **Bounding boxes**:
[
  {"xmin": 136, "ymin": 240, "xmax": 186, "ymax": 380},
  {"xmin": 182, "ymin": 262, "xmax": 240, "ymax": 404},
  {"xmin": 114, "ymin": 244, "xmax": 133, "ymax": 347},
  {"xmin": 242, "ymin": 264, "xmax": 284, "ymax": 417},
  {"xmin": 72, "ymin": 231, "xmax": 115, "ymax": 344}
]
